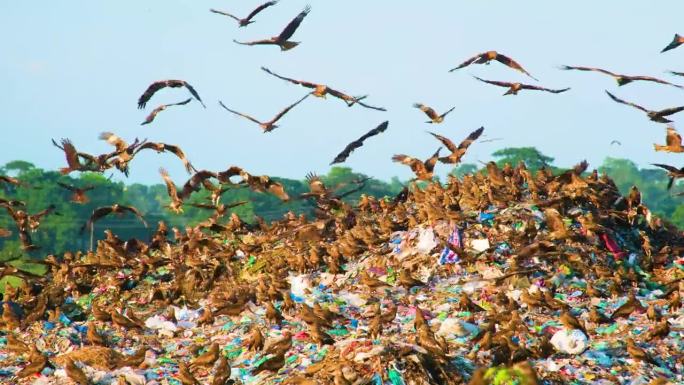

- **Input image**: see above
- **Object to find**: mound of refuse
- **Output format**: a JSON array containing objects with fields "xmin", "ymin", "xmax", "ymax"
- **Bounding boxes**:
[{"xmin": 1, "ymin": 162, "xmax": 683, "ymax": 385}]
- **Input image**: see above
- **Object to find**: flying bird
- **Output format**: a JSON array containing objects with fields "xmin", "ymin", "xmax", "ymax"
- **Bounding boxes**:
[
  {"xmin": 330, "ymin": 121, "xmax": 389, "ymax": 165},
  {"xmin": 159, "ymin": 168, "xmax": 184, "ymax": 213},
  {"xmin": 428, "ymin": 126, "xmax": 485, "ymax": 164},
  {"xmin": 141, "ymin": 98, "xmax": 192, "ymax": 125},
  {"xmin": 449, "ymin": 50, "xmax": 538, "ymax": 80},
  {"xmin": 209, "ymin": 1, "xmax": 278, "ymax": 27},
  {"xmin": 56, "ymin": 182, "xmax": 95, "ymax": 204},
  {"xmin": 134, "ymin": 142, "xmax": 196, "ymax": 174},
  {"xmin": 261, "ymin": 67, "xmax": 386, "ymax": 111},
  {"xmin": 52, "ymin": 138, "xmax": 112, "ymax": 174},
  {"xmin": 413, "ymin": 103, "xmax": 455, "ymax": 124},
  {"xmin": 473, "ymin": 76, "xmax": 570, "ymax": 95},
  {"xmin": 669, "ymin": 71, "xmax": 684, "ymax": 77},
  {"xmin": 81, "ymin": 204, "xmax": 148, "ymax": 234},
  {"xmin": 654, "ymin": 127, "xmax": 684, "ymax": 153},
  {"xmin": 610, "ymin": 140, "xmax": 622, "ymax": 146},
  {"xmin": 218, "ymin": 93, "xmax": 310, "ymax": 133},
  {"xmin": 651, "ymin": 163, "xmax": 684, "ymax": 189},
  {"xmin": 233, "ymin": 5, "xmax": 310, "ymax": 51},
  {"xmin": 605, "ymin": 90, "xmax": 684, "ymax": 123},
  {"xmin": 392, "ymin": 147, "xmax": 442, "ymax": 181},
  {"xmin": 661, "ymin": 33, "xmax": 684, "ymax": 53},
  {"xmin": 560, "ymin": 65, "xmax": 683, "ymax": 89},
  {"xmin": 137, "ymin": 80, "xmax": 205, "ymax": 109}
]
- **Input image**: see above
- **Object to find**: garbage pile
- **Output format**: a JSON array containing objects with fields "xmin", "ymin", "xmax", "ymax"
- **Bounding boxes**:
[{"xmin": 1, "ymin": 162, "xmax": 683, "ymax": 385}]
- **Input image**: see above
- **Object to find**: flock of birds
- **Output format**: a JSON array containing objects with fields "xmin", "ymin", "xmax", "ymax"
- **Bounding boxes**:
[{"xmin": 1, "ymin": 5, "xmax": 684, "ymax": 384}]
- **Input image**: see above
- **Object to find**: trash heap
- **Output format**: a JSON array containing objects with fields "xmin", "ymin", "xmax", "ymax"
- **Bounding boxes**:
[{"xmin": 1, "ymin": 162, "xmax": 683, "ymax": 385}]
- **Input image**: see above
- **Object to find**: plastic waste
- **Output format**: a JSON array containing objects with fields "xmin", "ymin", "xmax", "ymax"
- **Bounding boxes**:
[{"xmin": 550, "ymin": 328, "xmax": 589, "ymax": 354}]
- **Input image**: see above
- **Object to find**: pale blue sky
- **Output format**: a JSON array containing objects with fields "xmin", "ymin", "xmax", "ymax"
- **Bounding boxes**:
[{"xmin": 2, "ymin": 1, "xmax": 684, "ymax": 184}]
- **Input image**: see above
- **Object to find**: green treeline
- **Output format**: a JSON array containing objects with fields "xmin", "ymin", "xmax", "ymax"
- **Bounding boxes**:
[{"xmin": 1, "ymin": 147, "xmax": 681, "ymax": 259}]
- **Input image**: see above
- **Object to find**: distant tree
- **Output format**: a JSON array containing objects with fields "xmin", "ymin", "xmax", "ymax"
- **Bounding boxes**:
[
  {"xmin": 491, "ymin": 147, "xmax": 554, "ymax": 171},
  {"xmin": 3, "ymin": 160, "xmax": 35, "ymax": 174}
]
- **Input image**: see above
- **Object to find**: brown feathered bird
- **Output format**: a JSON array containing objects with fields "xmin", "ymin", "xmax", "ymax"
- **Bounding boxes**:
[
  {"xmin": 57, "ymin": 182, "xmax": 95, "ymax": 204},
  {"xmin": 392, "ymin": 147, "xmax": 441, "ymax": 181},
  {"xmin": 218, "ymin": 93, "xmax": 309, "ymax": 132},
  {"xmin": 651, "ymin": 163, "xmax": 684, "ymax": 190},
  {"xmin": 177, "ymin": 361, "xmax": 201, "ymax": 385},
  {"xmin": 109, "ymin": 309, "xmax": 144, "ymax": 330},
  {"xmin": 246, "ymin": 324, "xmax": 265, "ymax": 351},
  {"xmin": 210, "ymin": 1, "xmax": 279, "ymax": 27},
  {"xmin": 86, "ymin": 321, "xmax": 106, "ymax": 346},
  {"xmin": 261, "ymin": 67, "xmax": 385, "ymax": 110},
  {"xmin": 560, "ymin": 65, "xmax": 683, "ymax": 88},
  {"xmin": 626, "ymin": 338, "xmax": 659, "ymax": 365},
  {"xmin": 137, "ymin": 80, "xmax": 205, "ymax": 109},
  {"xmin": 212, "ymin": 356, "xmax": 231, "ymax": 385},
  {"xmin": 560, "ymin": 310, "xmax": 588, "ymax": 336},
  {"xmin": 134, "ymin": 141, "xmax": 196, "ymax": 174},
  {"xmin": 654, "ymin": 127, "xmax": 684, "ymax": 153},
  {"xmin": 252, "ymin": 352, "xmax": 286, "ymax": 374},
  {"xmin": 397, "ymin": 269, "xmax": 425, "ymax": 289},
  {"xmin": 330, "ymin": 121, "xmax": 389, "ymax": 165},
  {"xmin": 606, "ymin": 91, "xmax": 684, "ymax": 124},
  {"xmin": 449, "ymin": 50, "xmax": 538, "ymax": 80},
  {"xmin": 159, "ymin": 168, "xmax": 184, "ymax": 213},
  {"xmin": 16, "ymin": 346, "xmax": 49, "ymax": 378},
  {"xmin": 429, "ymin": 126, "xmax": 484, "ymax": 164},
  {"xmin": 661, "ymin": 33, "xmax": 684, "ymax": 53},
  {"xmin": 141, "ymin": 98, "xmax": 192, "ymax": 125},
  {"xmin": 81, "ymin": 204, "xmax": 147, "ymax": 234},
  {"xmin": 413, "ymin": 103, "xmax": 455, "ymax": 124},
  {"xmin": 64, "ymin": 357, "xmax": 90, "ymax": 385},
  {"xmin": 610, "ymin": 291, "xmax": 639, "ymax": 320},
  {"xmin": 473, "ymin": 76, "xmax": 569, "ymax": 95},
  {"xmin": 588, "ymin": 307, "xmax": 612, "ymax": 324},
  {"xmin": 191, "ymin": 343, "xmax": 220, "ymax": 368},
  {"xmin": 234, "ymin": 6, "xmax": 311, "ymax": 51}
]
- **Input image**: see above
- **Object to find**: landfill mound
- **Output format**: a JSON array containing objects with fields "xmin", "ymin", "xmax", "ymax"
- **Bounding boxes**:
[{"xmin": 1, "ymin": 162, "xmax": 683, "ymax": 385}]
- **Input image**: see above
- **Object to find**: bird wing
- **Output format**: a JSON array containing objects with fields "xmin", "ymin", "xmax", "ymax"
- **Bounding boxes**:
[
  {"xmin": 428, "ymin": 132, "xmax": 458, "ymax": 153},
  {"xmin": 666, "ymin": 127, "xmax": 683, "ymax": 147},
  {"xmin": 559, "ymin": 65, "xmax": 618, "ymax": 77},
  {"xmin": 99, "ymin": 132, "xmax": 127, "ymax": 152},
  {"xmin": 137, "ymin": 80, "xmax": 169, "ymax": 109},
  {"xmin": 181, "ymin": 82, "xmax": 205, "ymax": 108},
  {"xmin": 669, "ymin": 71, "xmax": 684, "ymax": 77},
  {"xmin": 120, "ymin": 205, "xmax": 148, "ymax": 227},
  {"xmin": 392, "ymin": 154, "xmax": 426, "ymax": 175},
  {"xmin": 218, "ymin": 101, "xmax": 263, "ymax": 125},
  {"xmin": 180, "ymin": 170, "xmax": 218, "ymax": 200},
  {"xmin": 209, "ymin": 9, "xmax": 241, "ymax": 21},
  {"xmin": 520, "ymin": 84, "xmax": 571, "ymax": 93},
  {"xmin": 55, "ymin": 139, "xmax": 81, "ymax": 170},
  {"xmin": 661, "ymin": 34, "xmax": 683, "ymax": 53},
  {"xmin": 261, "ymin": 67, "xmax": 318, "ymax": 88},
  {"xmin": 456, "ymin": 126, "xmax": 485, "ymax": 151},
  {"xmin": 330, "ymin": 119, "xmax": 388, "ymax": 165},
  {"xmin": 141, "ymin": 105, "xmax": 165, "ymax": 125},
  {"xmin": 656, "ymin": 105, "xmax": 684, "ymax": 117},
  {"xmin": 277, "ymin": 5, "xmax": 311, "ymax": 41},
  {"xmin": 305, "ymin": 172, "xmax": 327, "ymax": 195},
  {"xmin": 652, "ymin": 163, "xmax": 680, "ymax": 173},
  {"xmin": 449, "ymin": 52, "xmax": 485, "ymax": 72},
  {"xmin": 159, "ymin": 168, "xmax": 180, "ymax": 203},
  {"xmin": 82, "ymin": 206, "xmax": 113, "ymax": 233},
  {"xmin": 440, "ymin": 106, "xmax": 456, "ymax": 119},
  {"xmin": 495, "ymin": 53, "xmax": 538, "ymax": 80},
  {"xmin": 605, "ymin": 91, "xmax": 649, "ymax": 113},
  {"xmin": 351, "ymin": 98, "xmax": 387, "ymax": 111},
  {"xmin": 413, "ymin": 103, "xmax": 439, "ymax": 120},
  {"xmin": 56, "ymin": 181, "xmax": 76, "ymax": 192},
  {"xmin": 424, "ymin": 147, "xmax": 442, "ymax": 171},
  {"xmin": 472, "ymin": 76, "xmax": 513, "ymax": 88},
  {"xmin": 233, "ymin": 38, "xmax": 276, "ymax": 46},
  {"xmin": 269, "ymin": 93, "xmax": 310, "ymax": 124},
  {"xmin": 628, "ymin": 75, "xmax": 683, "ymax": 88},
  {"xmin": 245, "ymin": 1, "xmax": 278, "ymax": 21},
  {"xmin": 162, "ymin": 144, "xmax": 195, "ymax": 174}
]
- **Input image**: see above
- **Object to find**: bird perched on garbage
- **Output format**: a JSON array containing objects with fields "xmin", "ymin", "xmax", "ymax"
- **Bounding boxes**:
[
  {"xmin": 606, "ymin": 91, "xmax": 684, "ymax": 124},
  {"xmin": 308, "ymin": 323, "xmax": 335, "ymax": 346},
  {"xmin": 245, "ymin": 325, "xmax": 264, "ymax": 352},
  {"xmin": 64, "ymin": 357, "xmax": 90, "ymax": 385},
  {"xmin": 211, "ymin": 356, "xmax": 231, "ymax": 385},
  {"xmin": 110, "ymin": 309, "xmax": 144, "ymax": 330},
  {"xmin": 661, "ymin": 33, "xmax": 684, "ymax": 53},
  {"xmin": 263, "ymin": 331, "xmax": 292, "ymax": 356},
  {"xmin": 670, "ymin": 290, "xmax": 681, "ymax": 312},
  {"xmin": 626, "ymin": 338, "xmax": 659, "ymax": 366},
  {"xmin": 392, "ymin": 147, "xmax": 441, "ymax": 181},
  {"xmin": 413, "ymin": 307, "xmax": 427, "ymax": 331},
  {"xmin": 429, "ymin": 126, "xmax": 484, "ymax": 164},
  {"xmin": 177, "ymin": 361, "xmax": 200, "ymax": 385},
  {"xmin": 651, "ymin": 163, "xmax": 684, "ymax": 190},
  {"xmin": 413, "ymin": 103, "xmax": 455, "ymax": 124},
  {"xmin": 86, "ymin": 321, "xmax": 107, "ymax": 346},
  {"xmin": 645, "ymin": 319, "xmax": 670, "ymax": 341},
  {"xmin": 91, "ymin": 302, "xmax": 111, "ymax": 322},
  {"xmin": 1, "ymin": 302, "xmax": 20, "ymax": 330},
  {"xmin": 646, "ymin": 303, "xmax": 662, "ymax": 322},
  {"xmin": 654, "ymin": 127, "xmax": 684, "ymax": 153},
  {"xmin": 457, "ymin": 292, "xmax": 485, "ymax": 312},
  {"xmin": 449, "ymin": 50, "xmax": 538, "ymax": 80},
  {"xmin": 252, "ymin": 352, "xmax": 286, "ymax": 374},
  {"xmin": 191, "ymin": 343, "xmax": 220, "ymax": 368},
  {"xmin": 265, "ymin": 301, "xmax": 284, "ymax": 325},
  {"xmin": 473, "ymin": 76, "xmax": 570, "ymax": 95},
  {"xmin": 16, "ymin": 346, "xmax": 49, "ymax": 378},
  {"xmin": 5, "ymin": 334, "xmax": 29, "ymax": 354},
  {"xmin": 210, "ymin": 1, "xmax": 279, "ymax": 27},
  {"xmin": 358, "ymin": 270, "xmax": 392, "ymax": 291},
  {"xmin": 234, "ymin": 5, "xmax": 311, "ymax": 51},
  {"xmin": 610, "ymin": 291, "xmax": 640, "ymax": 320},
  {"xmin": 560, "ymin": 310, "xmax": 588, "ymax": 336},
  {"xmin": 588, "ymin": 307, "xmax": 612, "ymax": 325},
  {"xmin": 397, "ymin": 269, "xmax": 425, "ymax": 289}
]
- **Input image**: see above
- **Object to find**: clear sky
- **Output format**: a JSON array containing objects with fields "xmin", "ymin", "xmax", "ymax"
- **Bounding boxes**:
[{"xmin": 2, "ymin": 1, "xmax": 684, "ymax": 184}]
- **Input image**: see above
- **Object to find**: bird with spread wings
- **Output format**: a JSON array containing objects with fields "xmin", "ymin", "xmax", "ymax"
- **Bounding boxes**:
[
  {"xmin": 661, "ymin": 33, "xmax": 684, "ymax": 53},
  {"xmin": 651, "ymin": 164, "xmax": 684, "ymax": 190},
  {"xmin": 605, "ymin": 91, "xmax": 684, "ymax": 124},
  {"xmin": 56, "ymin": 182, "xmax": 96, "ymax": 204},
  {"xmin": 428, "ymin": 126, "xmax": 484, "ymax": 164},
  {"xmin": 261, "ymin": 67, "xmax": 386, "ymax": 111},
  {"xmin": 80, "ymin": 204, "xmax": 147, "ymax": 234},
  {"xmin": 449, "ymin": 50, "xmax": 538, "ymax": 80},
  {"xmin": 218, "ymin": 93, "xmax": 310, "ymax": 133},
  {"xmin": 654, "ymin": 127, "xmax": 684, "ymax": 153},
  {"xmin": 233, "ymin": 5, "xmax": 310, "ymax": 51},
  {"xmin": 137, "ymin": 80, "xmax": 205, "ymax": 109},
  {"xmin": 473, "ymin": 76, "xmax": 570, "ymax": 95},
  {"xmin": 141, "ymin": 98, "xmax": 192, "ymax": 125},
  {"xmin": 330, "ymin": 121, "xmax": 389, "ymax": 165},
  {"xmin": 210, "ymin": 1, "xmax": 278, "ymax": 27},
  {"xmin": 392, "ymin": 147, "xmax": 442, "ymax": 181},
  {"xmin": 413, "ymin": 103, "xmax": 455, "ymax": 124}
]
